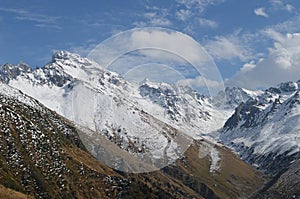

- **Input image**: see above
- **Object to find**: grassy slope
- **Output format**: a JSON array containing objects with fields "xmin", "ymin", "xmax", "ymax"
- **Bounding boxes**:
[
  {"xmin": 122, "ymin": 140, "xmax": 266, "ymax": 199},
  {"xmin": 0, "ymin": 184, "xmax": 34, "ymax": 199}
]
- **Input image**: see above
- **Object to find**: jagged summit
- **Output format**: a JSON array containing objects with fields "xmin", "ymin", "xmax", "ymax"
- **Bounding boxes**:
[
  {"xmin": 52, "ymin": 50, "xmax": 94, "ymax": 67},
  {"xmin": 266, "ymin": 80, "xmax": 300, "ymax": 94},
  {"xmin": 0, "ymin": 51, "xmax": 103, "ymax": 87}
]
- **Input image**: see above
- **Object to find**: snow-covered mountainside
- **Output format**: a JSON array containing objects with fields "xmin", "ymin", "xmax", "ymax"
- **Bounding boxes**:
[
  {"xmin": 1, "ymin": 81, "xmax": 270, "ymax": 199},
  {"xmin": 2, "ymin": 51, "xmax": 300, "ymax": 177},
  {"xmin": 0, "ymin": 82, "xmax": 130, "ymax": 198},
  {"xmin": 0, "ymin": 51, "xmax": 231, "ymax": 172},
  {"xmin": 220, "ymin": 80, "xmax": 300, "ymax": 174}
]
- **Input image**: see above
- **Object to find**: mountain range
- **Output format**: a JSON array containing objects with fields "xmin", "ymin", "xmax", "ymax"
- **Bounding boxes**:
[{"xmin": 0, "ymin": 51, "xmax": 299, "ymax": 198}]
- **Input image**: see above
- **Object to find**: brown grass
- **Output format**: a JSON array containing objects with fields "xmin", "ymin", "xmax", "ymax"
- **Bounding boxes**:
[{"xmin": 0, "ymin": 184, "xmax": 34, "ymax": 199}]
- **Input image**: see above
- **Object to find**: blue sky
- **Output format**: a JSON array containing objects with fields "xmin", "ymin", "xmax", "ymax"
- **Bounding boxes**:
[{"xmin": 1, "ymin": 0, "xmax": 300, "ymax": 89}]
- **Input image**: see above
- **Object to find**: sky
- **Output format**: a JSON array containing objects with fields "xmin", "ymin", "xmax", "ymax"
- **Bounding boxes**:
[{"xmin": 1, "ymin": 0, "xmax": 300, "ymax": 90}]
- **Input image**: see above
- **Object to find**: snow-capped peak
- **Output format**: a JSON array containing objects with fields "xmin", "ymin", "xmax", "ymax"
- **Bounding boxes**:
[
  {"xmin": 52, "ymin": 50, "xmax": 93, "ymax": 66},
  {"xmin": 0, "ymin": 62, "xmax": 32, "ymax": 83}
]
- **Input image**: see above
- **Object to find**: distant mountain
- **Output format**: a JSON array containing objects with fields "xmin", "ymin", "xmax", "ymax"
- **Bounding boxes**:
[{"xmin": 220, "ymin": 80, "xmax": 300, "ymax": 173}]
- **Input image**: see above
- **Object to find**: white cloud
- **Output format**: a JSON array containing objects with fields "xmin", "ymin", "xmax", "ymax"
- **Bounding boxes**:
[
  {"xmin": 264, "ymin": 28, "xmax": 285, "ymax": 42},
  {"xmin": 137, "ymin": 0, "xmax": 223, "ymax": 35},
  {"xmin": 176, "ymin": 9, "xmax": 192, "ymax": 21},
  {"xmin": 178, "ymin": 75, "xmax": 225, "ymax": 95},
  {"xmin": 123, "ymin": 63, "xmax": 185, "ymax": 84},
  {"xmin": 270, "ymin": 15, "xmax": 300, "ymax": 33},
  {"xmin": 254, "ymin": 7, "xmax": 269, "ymax": 18},
  {"xmin": 198, "ymin": 18, "xmax": 218, "ymax": 28},
  {"xmin": 88, "ymin": 28, "xmax": 224, "ymax": 94},
  {"xmin": 228, "ymin": 32, "xmax": 300, "ymax": 89},
  {"xmin": 269, "ymin": 0, "xmax": 283, "ymax": 6},
  {"xmin": 178, "ymin": 75, "xmax": 223, "ymax": 88},
  {"xmin": 134, "ymin": 10, "xmax": 171, "ymax": 27},
  {"xmin": 269, "ymin": 0, "xmax": 294, "ymax": 12},
  {"xmin": 176, "ymin": 0, "xmax": 225, "ymax": 13},
  {"xmin": 0, "ymin": 7, "xmax": 61, "ymax": 29},
  {"xmin": 239, "ymin": 60, "xmax": 256, "ymax": 72},
  {"xmin": 204, "ymin": 34, "xmax": 253, "ymax": 61},
  {"xmin": 285, "ymin": 4, "xmax": 294, "ymax": 12},
  {"xmin": 149, "ymin": 17, "xmax": 172, "ymax": 26},
  {"xmin": 128, "ymin": 30, "xmax": 211, "ymax": 65}
]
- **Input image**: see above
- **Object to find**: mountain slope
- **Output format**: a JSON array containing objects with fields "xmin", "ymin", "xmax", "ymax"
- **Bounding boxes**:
[
  {"xmin": 1, "ymin": 51, "xmax": 232, "ymax": 173},
  {"xmin": 0, "ymin": 82, "xmax": 266, "ymax": 198},
  {"xmin": 0, "ymin": 82, "xmax": 128, "ymax": 198},
  {"xmin": 255, "ymin": 160, "xmax": 300, "ymax": 199}
]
